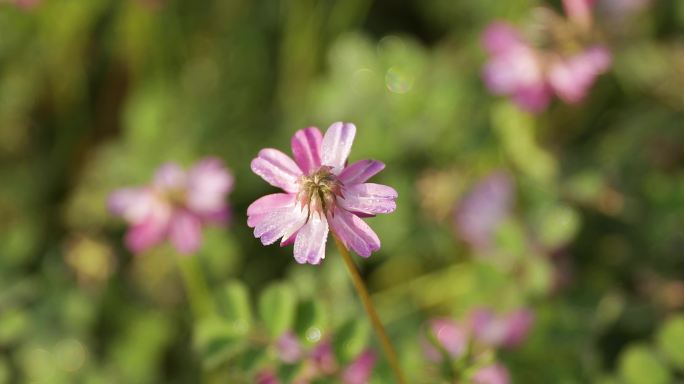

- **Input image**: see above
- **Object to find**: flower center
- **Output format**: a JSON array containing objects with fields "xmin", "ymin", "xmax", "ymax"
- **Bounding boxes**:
[{"xmin": 297, "ymin": 166, "xmax": 343, "ymax": 217}]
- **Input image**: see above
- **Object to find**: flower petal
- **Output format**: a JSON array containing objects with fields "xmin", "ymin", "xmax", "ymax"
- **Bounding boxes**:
[
  {"xmin": 124, "ymin": 211, "xmax": 170, "ymax": 253},
  {"xmin": 168, "ymin": 211, "xmax": 203, "ymax": 254},
  {"xmin": 321, "ymin": 122, "xmax": 356, "ymax": 173},
  {"xmin": 251, "ymin": 149, "xmax": 302, "ymax": 193},
  {"xmin": 328, "ymin": 208, "xmax": 380, "ymax": 257},
  {"xmin": 291, "ymin": 127, "xmax": 323, "ymax": 175},
  {"xmin": 254, "ymin": 205, "xmax": 308, "ymax": 246},
  {"xmin": 342, "ymin": 350, "xmax": 376, "ymax": 384},
  {"xmin": 339, "ymin": 183, "xmax": 397, "ymax": 216},
  {"xmin": 186, "ymin": 157, "xmax": 233, "ymax": 215},
  {"xmin": 108, "ymin": 187, "xmax": 154, "ymax": 223},
  {"xmin": 293, "ymin": 214, "xmax": 329, "ymax": 264},
  {"xmin": 338, "ymin": 160, "xmax": 385, "ymax": 185},
  {"xmin": 247, "ymin": 193, "xmax": 297, "ymax": 228},
  {"xmin": 154, "ymin": 163, "xmax": 187, "ymax": 190},
  {"xmin": 482, "ymin": 22, "xmax": 524, "ymax": 55}
]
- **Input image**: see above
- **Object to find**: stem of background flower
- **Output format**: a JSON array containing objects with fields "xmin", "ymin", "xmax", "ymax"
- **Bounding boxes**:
[
  {"xmin": 176, "ymin": 255, "xmax": 213, "ymax": 319},
  {"xmin": 333, "ymin": 235, "xmax": 407, "ymax": 384}
]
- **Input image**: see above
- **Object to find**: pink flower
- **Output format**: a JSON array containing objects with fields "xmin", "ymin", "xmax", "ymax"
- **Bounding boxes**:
[
  {"xmin": 469, "ymin": 308, "xmax": 534, "ymax": 349},
  {"xmin": 248, "ymin": 123, "xmax": 397, "ymax": 264},
  {"xmin": 481, "ymin": 1, "xmax": 611, "ymax": 112},
  {"xmin": 421, "ymin": 318, "xmax": 469, "ymax": 361},
  {"xmin": 482, "ymin": 23, "xmax": 551, "ymax": 113},
  {"xmin": 255, "ymin": 370, "xmax": 281, "ymax": 384},
  {"xmin": 454, "ymin": 171, "xmax": 514, "ymax": 250},
  {"xmin": 276, "ymin": 331, "xmax": 304, "ymax": 364},
  {"xmin": 108, "ymin": 158, "xmax": 233, "ymax": 255},
  {"xmin": 342, "ymin": 350, "xmax": 376, "ymax": 384},
  {"xmin": 472, "ymin": 363, "xmax": 511, "ymax": 384}
]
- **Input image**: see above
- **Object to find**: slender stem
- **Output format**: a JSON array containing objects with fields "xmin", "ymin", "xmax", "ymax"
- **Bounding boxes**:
[
  {"xmin": 177, "ymin": 255, "xmax": 213, "ymax": 319},
  {"xmin": 333, "ymin": 236, "xmax": 407, "ymax": 384}
]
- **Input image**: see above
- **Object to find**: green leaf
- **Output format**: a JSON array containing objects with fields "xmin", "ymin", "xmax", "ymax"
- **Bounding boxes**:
[
  {"xmin": 194, "ymin": 315, "xmax": 247, "ymax": 371},
  {"xmin": 657, "ymin": 315, "xmax": 684, "ymax": 370},
  {"xmin": 533, "ymin": 204, "xmax": 580, "ymax": 249},
  {"xmin": 258, "ymin": 282, "xmax": 297, "ymax": 338},
  {"xmin": 491, "ymin": 102, "xmax": 557, "ymax": 183},
  {"xmin": 618, "ymin": 344, "xmax": 671, "ymax": 384},
  {"xmin": 333, "ymin": 318, "xmax": 370, "ymax": 364},
  {"xmin": 294, "ymin": 299, "xmax": 326, "ymax": 345},
  {"xmin": 216, "ymin": 280, "xmax": 253, "ymax": 336}
]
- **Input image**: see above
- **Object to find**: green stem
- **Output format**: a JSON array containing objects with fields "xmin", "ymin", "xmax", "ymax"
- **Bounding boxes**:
[
  {"xmin": 333, "ymin": 236, "xmax": 407, "ymax": 384},
  {"xmin": 176, "ymin": 255, "xmax": 213, "ymax": 319}
]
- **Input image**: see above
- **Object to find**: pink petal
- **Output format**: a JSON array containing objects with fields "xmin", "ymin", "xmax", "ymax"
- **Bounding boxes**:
[
  {"xmin": 251, "ymin": 149, "xmax": 302, "ymax": 193},
  {"xmin": 276, "ymin": 331, "xmax": 304, "ymax": 363},
  {"xmin": 455, "ymin": 171, "xmax": 514, "ymax": 249},
  {"xmin": 321, "ymin": 122, "xmax": 356, "ymax": 173},
  {"xmin": 563, "ymin": 0, "xmax": 595, "ymax": 28},
  {"xmin": 423, "ymin": 318, "xmax": 468, "ymax": 360},
  {"xmin": 253, "ymin": 205, "xmax": 308, "ymax": 246},
  {"xmin": 291, "ymin": 127, "xmax": 323, "ymax": 175},
  {"xmin": 293, "ymin": 214, "xmax": 329, "ymax": 264},
  {"xmin": 339, "ymin": 183, "xmax": 397, "ymax": 216},
  {"xmin": 247, "ymin": 193, "xmax": 297, "ymax": 228},
  {"xmin": 328, "ymin": 208, "xmax": 380, "ymax": 257},
  {"xmin": 342, "ymin": 350, "xmax": 376, "ymax": 384},
  {"xmin": 512, "ymin": 84, "xmax": 552, "ymax": 113},
  {"xmin": 338, "ymin": 160, "xmax": 385, "ymax": 185},
  {"xmin": 153, "ymin": 163, "xmax": 187, "ymax": 190},
  {"xmin": 186, "ymin": 157, "xmax": 233, "ymax": 215},
  {"xmin": 125, "ymin": 212, "xmax": 170, "ymax": 253},
  {"xmin": 168, "ymin": 210, "xmax": 203, "ymax": 254},
  {"xmin": 108, "ymin": 187, "xmax": 154, "ymax": 223},
  {"xmin": 503, "ymin": 309, "xmax": 534, "ymax": 348},
  {"xmin": 548, "ymin": 48, "xmax": 610, "ymax": 104},
  {"xmin": 472, "ymin": 363, "xmax": 511, "ymax": 384},
  {"xmin": 482, "ymin": 22, "xmax": 524, "ymax": 55},
  {"xmin": 470, "ymin": 309, "xmax": 508, "ymax": 347}
]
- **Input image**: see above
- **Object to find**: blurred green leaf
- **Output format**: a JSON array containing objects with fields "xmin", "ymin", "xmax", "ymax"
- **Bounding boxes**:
[
  {"xmin": 618, "ymin": 344, "xmax": 671, "ymax": 384},
  {"xmin": 333, "ymin": 318, "xmax": 370, "ymax": 364},
  {"xmin": 656, "ymin": 315, "xmax": 684, "ymax": 370},
  {"xmin": 492, "ymin": 102, "xmax": 556, "ymax": 183},
  {"xmin": 294, "ymin": 299, "xmax": 326, "ymax": 345},
  {"xmin": 194, "ymin": 315, "xmax": 247, "ymax": 371},
  {"xmin": 258, "ymin": 282, "xmax": 297, "ymax": 338},
  {"xmin": 216, "ymin": 279, "xmax": 253, "ymax": 335}
]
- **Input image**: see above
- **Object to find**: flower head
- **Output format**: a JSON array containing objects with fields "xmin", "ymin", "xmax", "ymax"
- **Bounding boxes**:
[
  {"xmin": 108, "ymin": 157, "xmax": 233, "ymax": 254},
  {"xmin": 421, "ymin": 318, "xmax": 469, "ymax": 361},
  {"xmin": 469, "ymin": 308, "xmax": 534, "ymax": 349},
  {"xmin": 454, "ymin": 171, "xmax": 514, "ymax": 250},
  {"xmin": 248, "ymin": 122, "xmax": 397, "ymax": 264},
  {"xmin": 482, "ymin": 0, "xmax": 612, "ymax": 112},
  {"xmin": 472, "ymin": 363, "xmax": 511, "ymax": 384}
]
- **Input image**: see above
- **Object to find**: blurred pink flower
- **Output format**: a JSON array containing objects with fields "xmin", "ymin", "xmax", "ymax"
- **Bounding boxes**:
[
  {"xmin": 469, "ymin": 308, "xmax": 534, "ymax": 349},
  {"xmin": 108, "ymin": 157, "xmax": 233, "ymax": 255},
  {"xmin": 342, "ymin": 350, "xmax": 376, "ymax": 384},
  {"xmin": 255, "ymin": 370, "xmax": 281, "ymax": 384},
  {"xmin": 8, "ymin": 0, "xmax": 42, "ymax": 9},
  {"xmin": 482, "ymin": 23, "xmax": 551, "ymax": 113},
  {"xmin": 454, "ymin": 171, "xmax": 514, "ymax": 249},
  {"xmin": 311, "ymin": 340, "xmax": 338, "ymax": 375},
  {"xmin": 481, "ymin": 0, "xmax": 611, "ymax": 112},
  {"xmin": 472, "ymin": 363, "xmax": 511, "ymax": 384},
  {"xmin": 276, "ymin": 331, "xmax": 304, "ymax": 364},
  {"xmin": 248, "ymin": 122, "xmax": 397, "ymax": 264},
  {"xmin": 421, "ymin": 318, "xmax": 469, "ymax": 361}
]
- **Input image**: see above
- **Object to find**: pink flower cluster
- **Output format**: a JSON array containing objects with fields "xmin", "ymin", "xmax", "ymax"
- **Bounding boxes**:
[
  {"xmin": 482, "ymin": 0, "xmax": 612, "ymax": 112},
  {"xmin": 108, "ymin": 158, "xmax": 233, "ymax": 255},
  {"xmin": 454, "ymin": 171, "xmax": 514, "ymax": 250},
  {"xmin": 248, "ymin": 122, "xmax": 397, "ymax": 264},
  {"xmin": 422, "ymin": 308, "xmax": 534, "ymax": 383},
  {"xmin": 257, "ymin": 332, "xmax": 376, "ymax": 384}
]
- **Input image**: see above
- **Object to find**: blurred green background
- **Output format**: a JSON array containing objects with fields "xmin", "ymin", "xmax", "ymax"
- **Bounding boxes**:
[{"xmin": 1, "ymin": 0, "xmax": 683, "ymax": 383}]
